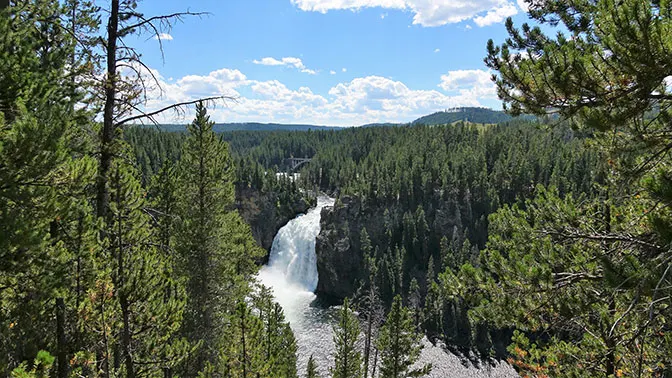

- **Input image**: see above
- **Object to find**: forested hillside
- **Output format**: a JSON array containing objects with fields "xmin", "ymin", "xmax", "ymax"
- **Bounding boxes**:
[
  {"xmin": 126, "ymin": 117, "xmax": 604, "ymax": 358},
  {"xmin": 3, "ymin": 0, "xmax": 672, "ymax": 377},
  {"xmin": 412, "ymin": 107, "xmax": 513, "ymax": 125},
  {"xmin": 148, "ymin": 122, "xmax": 341, "ymax": 133}
]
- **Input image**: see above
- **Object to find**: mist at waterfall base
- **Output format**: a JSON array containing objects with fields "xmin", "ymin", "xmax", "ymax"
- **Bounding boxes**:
[
  {"xmin": 257, "ymin": 196, "xmax": 518, "ymax": 378},
  {"xmin": 257, "ymin": 196, "xmax": 337, "ymax": 375}
]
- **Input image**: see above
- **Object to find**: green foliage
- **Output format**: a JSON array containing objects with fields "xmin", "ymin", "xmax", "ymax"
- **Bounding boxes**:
[
  {"xmin": 1, "ymin": 3, "xmax": 296, "ymax": 377},
  {"xmin": 10, "ymin": 351, "xmax": 54, "ymax": 378},
  {"xmin": 449, "ymin": 186, "xmax": 671, "ymax": 376},
  {"xmin": 0, "ymin": 2, "xmax": 99, "ymax": 373},
  {"xmin": 331, "ymin": 298, "xmax": 362, "ymax": 378},
  {"xmin": 377, "ymin": 296, "xmax": 431, "ymax": 378},
  {"xmin": 174, "ymin": 102, "xmax": 266, "ymax": 374},
  {"xmin": 482, "ymin": 0, "xmax": 672, "ymax": 375},
  {"xmin": 306, "ymin": 354, "xmax": 320, "ymax": 378}
]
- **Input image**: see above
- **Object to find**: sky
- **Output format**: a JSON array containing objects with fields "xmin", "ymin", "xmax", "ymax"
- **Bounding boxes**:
[{"xmin": 128, "ymin": 0, "xmax": 534, "ymax": 126}]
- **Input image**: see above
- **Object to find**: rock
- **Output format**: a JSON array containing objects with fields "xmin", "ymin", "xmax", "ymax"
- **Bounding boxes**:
[
  {"xmin": 315, "ymin": 195, "xmax": 393, "ymax": 302},
  {"xmin": 236, "ymin": 186, "xmax": 313, "ymax": 262}
]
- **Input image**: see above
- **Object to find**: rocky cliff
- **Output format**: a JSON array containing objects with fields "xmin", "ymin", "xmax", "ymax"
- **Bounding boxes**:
[
  {"xmin": 315, "ymin": 196, "xmax": 398, "ymax": 302},
  {"xmin": 236, "ymin": 186, "xmax": 314, "ymax": 260},
  {"xmin": 315, "ymin": 192, "xmax": 473, "ymax": 303}
]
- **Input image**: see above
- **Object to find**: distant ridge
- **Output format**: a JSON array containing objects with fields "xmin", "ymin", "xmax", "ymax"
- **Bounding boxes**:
[
  {"xmin": 146, "ymin": 107, "xmax": 520, "ymax": 133},
  {"xmin": 152, "ymin": 122, "xmax": 342, "ymax": 133},
  {"xmin": 411, "ymin": 107, "xmax": 512, "ymax": 125}
]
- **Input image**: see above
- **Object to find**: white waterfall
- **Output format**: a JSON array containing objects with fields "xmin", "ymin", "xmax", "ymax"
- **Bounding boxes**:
[
  {"xmin": 257, "ymin": 196, "xmax": 334, "ymax": 319},
  {"xmin": 257, "ymin": 196, "xmax": 336, "ymax": 374}
]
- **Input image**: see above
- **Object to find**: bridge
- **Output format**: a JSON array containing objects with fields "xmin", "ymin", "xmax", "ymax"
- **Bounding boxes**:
[{"xmin": 286, "ymin": 157, "xmax": 312, "ymax": 171}]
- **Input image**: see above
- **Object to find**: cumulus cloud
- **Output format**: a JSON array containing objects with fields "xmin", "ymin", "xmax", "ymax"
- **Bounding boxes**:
[
  {"xmin": 330, "ymin": 70, "xmax": 337, "ymax": 75},
  {"xmin": 253, "ymin": 56, "xmax": 317, "ymax": 74},
  {"xmin": 291, "ymin": 0, "xmax": 522, "ymax": 27},
  {"xmin": 130, "ymin": 65, "xmax": 497, "ymax": 126},
  {"xmin": 517, "ymin": 0, "xmax": 529, "ymax": 12},
  {"xmin": 153, "ymin": 33, "xmax": 173, "ymax": 41},
  {"xmin": 434, "ymin": 48, "xmax": 440, "ymax": 53},
  {"xmin": 439, "ymin": 69, "xmax": 497, "ymax": 99},
  {"xmin": 342, "ymin": 68, "xmax": 347, "ymax": 72},
  {"xmin": 473, "ymin": 3, "xmax": 518, "ymax": 26}
]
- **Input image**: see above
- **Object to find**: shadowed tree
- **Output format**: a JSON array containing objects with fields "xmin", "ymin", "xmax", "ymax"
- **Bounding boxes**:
[
  {"xmin": 331, "ymin": 298, "xmax": 362, "ymax": 378},
  {"xmin": 377, "ymin": 296, "xmax": 431, "ymax": 378}
]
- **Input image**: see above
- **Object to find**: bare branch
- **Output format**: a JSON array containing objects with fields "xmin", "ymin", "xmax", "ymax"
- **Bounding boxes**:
[
  {"xmin": 118, "ymin": 11, "xmax": 208, "ymax": 36},
  {"xmin": 115, "ymin": 96, "xmax": 236, "ymax": 127}
]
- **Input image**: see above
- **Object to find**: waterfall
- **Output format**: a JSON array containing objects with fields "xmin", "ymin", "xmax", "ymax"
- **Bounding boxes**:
[
  {"xmin": 258, "ymin": 196, "xmax": 334, "ymax": 316},
  {"xmin": 257, "ymin": 196, "xmax": 336, "ymax": 374}
]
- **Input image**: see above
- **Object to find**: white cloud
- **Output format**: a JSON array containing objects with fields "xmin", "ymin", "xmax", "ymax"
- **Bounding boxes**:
[
  {"xmin": 153, "ymin": 33, "xmax": 173, "ymax": 41},
  {"xmin": 330, "ymin": 70, "xmax": 337, "ymax": 75},
  {"xmin": 473, "ymin": 3, "xmax": 518, "ymax": 26},
  {"xmin": 517, "ymin": 0, "xmax": 529, "ymax": 12},
  {"xmin": 342, "ymin": 68, "xmax": 347, "ymax": 72},
  {"xmin": 253, "ymin": 56, "xmax": 317, "ymax": 74},
  {"xmin": 291, "ymin": 0, "xmax": 520, "ymax": 27},
  {"xmin": 434, "ymin": 48, "xmax": 440, "ymax": 53},
  {"xmin": 129, "ymin": 65, "xmax": 498, "ymax": 126},
  {"xmin": 381, "ymin": 12, "xmax": 388, "ymax": 19},
  {"xmin": 439, "ymin": 69, "xmax": 497, "ymax": 99},
  {"xmin": 328, "ymin": 76, "xmax": 478, "ymax": 117}
]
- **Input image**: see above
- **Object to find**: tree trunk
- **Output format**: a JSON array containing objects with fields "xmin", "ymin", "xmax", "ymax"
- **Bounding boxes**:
[
  {"xmin": 371, "ymin": 347, "xmax": 378, "ymax": 378},
  {"xmin": 56, "ymin": 298, "xmax": 68, "ymax": 378},
  {"xmin": 240, "ymin": 306, "xmax": 247, "ymax": 378},
  {"xmin": 604, "ymin": 191, "xmax": 616, "ymax": 377},
  {"xmin": 115, "ymin": 168, "xmax": 135, "ymax": 378},
  {"xmin": 364, "ymin": 317, "xmax": 371, "ymax": 378},
  {"xmin": 96, "ymin": 0, "xmax": 119, "ymax": 220},
  {"xmin": 120, "ymin": 294, "xmax": 134, "ymax": 378}
]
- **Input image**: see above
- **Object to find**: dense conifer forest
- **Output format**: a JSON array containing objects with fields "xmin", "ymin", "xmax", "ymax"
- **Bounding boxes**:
[{"xmin": 2, "ymin": 1, "xmax": 672, "ymax": 377}]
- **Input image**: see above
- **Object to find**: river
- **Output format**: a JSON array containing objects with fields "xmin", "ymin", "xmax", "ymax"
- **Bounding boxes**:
[{"xmin": 257, "ymin": 196, "xmax": 518, "ymax": 377}]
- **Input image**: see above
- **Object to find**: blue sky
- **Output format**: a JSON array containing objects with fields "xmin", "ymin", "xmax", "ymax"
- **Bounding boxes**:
[{"xmin": 128, "ymin": 0, "xmax": 534, "ymax": 126}]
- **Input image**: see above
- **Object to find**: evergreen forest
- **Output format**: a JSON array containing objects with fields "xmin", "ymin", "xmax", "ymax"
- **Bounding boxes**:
[{"xmin": 2, "ymin": 1, "xmax": 672, "ymax": 378}]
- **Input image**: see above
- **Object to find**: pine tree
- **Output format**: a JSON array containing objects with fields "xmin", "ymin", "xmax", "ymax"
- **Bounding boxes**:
[
  {"xmin": 377, "ymin": 296, "xmax": 431, "ymax": 378},
  {"xmin": 149, "ymin": 160, "xmax": 179, "ymax": 260},
  {"xmin": 422, "ymin": 281, "xmax": 443, "ymax": 341},
  {"xmin": 481, "ymin": 1, "xmax": 672, "ymax": 375},
  {"xmin": 306, "ymin": 355, "xmax": 319, "ymax": 378},
  {"xmin": 86, "ymin": 156, "xmax": 189, "ymax": 377},
  {"xmin": 0, "ymin": 2, "xmax": 98, "ymax": 373},
  {"xmin": 252, "ymin": 284, "xmax": 298, "ymax": 378},
  {"xmin": 177, "ymin": 101, "xmax": 236, "ymax": 369},
  {"xmin": 407, "ymin": 278, "xmax": 422, "ymax": 332},
  {"xmin": 357, "ymin": 228, "xmax": 384, "ymax": 378},
  {"xmin": 331, "ymin": 298, "xmax": 362, "ymax": 378},
  {"xmin": 175, "ymin": 102, "xmax": 262, "ymax": 373}
]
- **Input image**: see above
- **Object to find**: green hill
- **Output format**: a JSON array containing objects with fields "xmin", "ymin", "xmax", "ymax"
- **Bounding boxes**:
[{"xmin": 412, "ymin": 107, "xmax": 512, "ymax": 125}]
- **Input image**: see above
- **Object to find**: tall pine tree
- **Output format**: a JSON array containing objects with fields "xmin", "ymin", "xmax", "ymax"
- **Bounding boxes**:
[
  {"xmin": 377, "ymin": 296, "xmax": 431, "ymax": 378},
  {"xmin": 331, "ymin": 298, "xmax": 362, "ymax": 378}
]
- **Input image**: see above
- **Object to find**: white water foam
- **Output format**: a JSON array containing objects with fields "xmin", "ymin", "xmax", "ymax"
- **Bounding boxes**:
[{"xmin": 257, "ymin": 196, "xmax": 334, "ymax": 321}]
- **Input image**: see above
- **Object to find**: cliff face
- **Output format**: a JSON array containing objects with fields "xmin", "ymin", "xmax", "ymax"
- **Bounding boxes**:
[
  {"xmin": 315, "ymin": 196, "xmax": 397, "ymax": 302},
  {"xmin": 236, "ymin": 186, "xmax": 313, "ymax": 260},
  {"xmin": 315, "ymin": 192, "xmax": 472, "ymax": 303}
]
